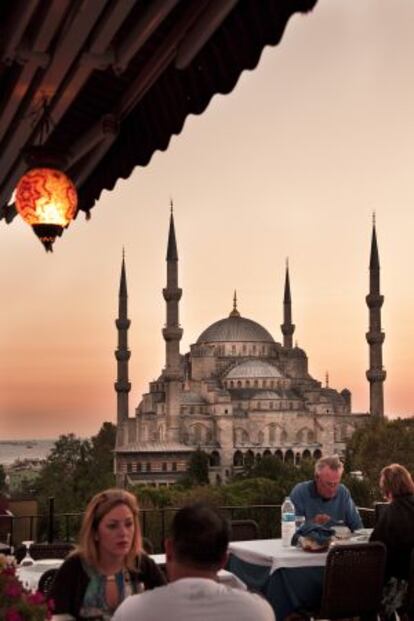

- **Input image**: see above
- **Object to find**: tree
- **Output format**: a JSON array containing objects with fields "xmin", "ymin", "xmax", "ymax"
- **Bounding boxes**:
[
  {"xmin": 345, "ymin": 416, "xmax": 414, "ymax": 495},
  {"xmin": 0, "ymin": 465, "xmax": 6, "ymax": 492},
  {"xmin": 180, "ymin": 448, "xmax": 209, "ymax": 486},
  {"xmin": 35, "ymin": 422, "xmax": 117, "ymax": 513}
]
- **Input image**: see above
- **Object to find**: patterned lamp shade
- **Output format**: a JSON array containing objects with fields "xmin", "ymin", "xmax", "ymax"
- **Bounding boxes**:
[{"xmin": 15, "ymin": 167, "xmax": 78, "ymax": 251}]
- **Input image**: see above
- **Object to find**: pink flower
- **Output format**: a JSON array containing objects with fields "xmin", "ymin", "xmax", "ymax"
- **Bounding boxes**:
[
  {"xmin": 27, "ymin": 590, "xmax": 45, "ymax": 605},
  {"xmin": 4, "ymin": 580, "xmax": 23, "ymax": 597},
  {"xmin": 5, "ymin": 609, "xmax": 24, "ymax": 621}
]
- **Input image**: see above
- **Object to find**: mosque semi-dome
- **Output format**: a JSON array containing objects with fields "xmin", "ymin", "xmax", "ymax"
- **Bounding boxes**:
[
  {"xmin": 225, "ymin": 360, "xmax": 282, "ymax": 379},
  {"xmin": 197, "ymin": 314, "xmax": 274, "ymax": 344}
]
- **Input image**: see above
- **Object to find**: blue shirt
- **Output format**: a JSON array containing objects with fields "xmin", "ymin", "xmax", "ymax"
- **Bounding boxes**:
[{"xmin": 290, "ymin": 480, "xmax": 363, "ymax": 531}]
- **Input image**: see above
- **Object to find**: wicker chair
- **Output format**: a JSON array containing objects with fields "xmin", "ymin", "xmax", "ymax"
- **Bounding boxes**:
[
  {"xmin": 14, "ymin": 542, "xmax": 75, "ymax": 563},
  {"xmin": 313, "ymin": 542, "xmax": 386, "ymax": 620},
  {"xmin": 230, "ymin": 519, "xmax": 260, "ymax": 542},
  {"xmin": 38, "ymin": 567, "xmax": 59, "ymax": 598},
  {"xmin": 400, "ymin": 548, "xmax": 414, "ymax": 621}
]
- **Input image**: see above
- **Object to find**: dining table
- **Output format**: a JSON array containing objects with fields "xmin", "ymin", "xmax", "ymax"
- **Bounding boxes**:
[{"xmin": 227, "ymin": 530, "xmax": 372, "ymax": 620}]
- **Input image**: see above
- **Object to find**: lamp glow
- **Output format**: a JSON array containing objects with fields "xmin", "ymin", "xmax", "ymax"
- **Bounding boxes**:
[{"xmin": 15, "ymin": 167, "xmax": 78, "ymax": 251}]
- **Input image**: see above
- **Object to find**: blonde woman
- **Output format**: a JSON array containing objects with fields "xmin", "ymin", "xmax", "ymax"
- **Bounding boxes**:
[{"xmin": 51, "ymin": 489, "xmax": 166, "ymax": 620}]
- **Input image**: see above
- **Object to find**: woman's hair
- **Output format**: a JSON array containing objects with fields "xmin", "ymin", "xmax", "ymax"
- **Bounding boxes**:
[
  {"xmin": 380, "ymin": 463, "xmax": 414, "ymax": 498},
  {"xmin": 77, "ymin": 488, "xmax": 142, "ymax": 570}
]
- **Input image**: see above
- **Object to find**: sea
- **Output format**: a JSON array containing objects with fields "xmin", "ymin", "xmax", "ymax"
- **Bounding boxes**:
[{"xmin": 0, "ymin": 439, "xmax": 55, "ymax": 466}]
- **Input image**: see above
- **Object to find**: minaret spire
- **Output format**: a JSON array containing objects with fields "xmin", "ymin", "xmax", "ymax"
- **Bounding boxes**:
[
  {"xmin": 281, "ymin": 258, "xmax": 295, "ymax": 348},
  {"xmin": 115, "ymin": 250, "xmax": 131, "ymax": 425},
  {"xmin": 366, "ymin": 216, "xmax": 386, "ymax": 417},
  {"xmin": 162, "ymin": 205, "xmax": 183, "ymax": 442},
  {"xmin": 229, "ymin": 290, "xmax": 240, "ymax": 317}
]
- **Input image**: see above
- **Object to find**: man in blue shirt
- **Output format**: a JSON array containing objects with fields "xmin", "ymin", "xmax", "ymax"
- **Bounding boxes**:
[{"xmin": 290, "ymin": 455, "xmax": 363, "ymax": 531}]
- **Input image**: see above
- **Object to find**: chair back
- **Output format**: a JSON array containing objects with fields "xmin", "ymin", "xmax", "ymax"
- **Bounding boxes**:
[
  {"xmin": 15, "ymin": 542, "xmax": 74, "ymax": 562},
  {"xmin": 319, "ymin": 542, "xmax": 386, "ymax": 620},
  {"xmin": 404, "ymin": 548, "xmax": 414, "ymax": 620},
  {"xmin": 230, "ymin": 519, "xmax": 259, "ymax": 542},
  {"xmin": 38, "ymin": 567, "xmax": 59, "ymax": 598}
]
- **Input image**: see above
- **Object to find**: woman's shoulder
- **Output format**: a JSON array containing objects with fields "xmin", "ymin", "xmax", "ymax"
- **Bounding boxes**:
[{"xmin": 57, "ymin": 552, "xmax": 85, "ymax": 575}]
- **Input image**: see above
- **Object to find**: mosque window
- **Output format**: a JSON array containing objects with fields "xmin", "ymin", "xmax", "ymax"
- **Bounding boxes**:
[
  {"xmin": 146, "ymin": 463, "xmax": 152, "ymax": 472},
  {"xmin": 263, "ymin": 380, "xmax": 267, "ymax": 387},
  {"xmin": 257, "ymin": 401, "xmax": 261, "ymax": 409},
  {"xmin": 269, "ymin": 402, "xmax": 273, "ymax": 409},
  {"xmin": 172, "ymin": 462, "xmax": 177, "ymax": 471},
  {"xmin": 232, "ymin": 344, "xmax": 236, "ymax": 354},
  {"xmin": 254, "ymin": 380, "xmax": 258, "ymax": 387},
  {"xmin": 269, "ymin": 425, "xmax": 276, "ymax": 443},
  {"xmin": 253, "ymin": 345, "xmax": 256, "ymax": 354},
  {"xmin": 242, "ymin": 344, "xmax": 247, "ymax": 353},
  {"xmin": 127, "ymin": 463, "xmax": 132, "ymax": 473},
  {"xmin": 237, "ymin": 381, "xmax": 242, "ymax": 387},
  {"xmin": 246, "ymin": 380, "xmax": 250, "ymax": 387},
  {"xmin": 230, "ymin": 381, "xmax": 234, "ymax": 388},
  {"xmin": 162, "ymin": 462, "xmax": 167, "ymax": 471},
  {"xmin": 137, "ymin": 462, "xmax": 142, "ymax": 472}
]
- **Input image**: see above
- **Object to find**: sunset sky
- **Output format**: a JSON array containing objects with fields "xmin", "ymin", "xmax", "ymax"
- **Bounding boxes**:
[{"xmin": 1, "ymin": 0, "xmax": 414, "ymax": 440}]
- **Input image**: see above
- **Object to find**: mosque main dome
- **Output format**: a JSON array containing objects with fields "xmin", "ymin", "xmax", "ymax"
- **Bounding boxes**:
[{"xmin": 197, "ymin": 313, "xmax": 274, "ymax": 344}]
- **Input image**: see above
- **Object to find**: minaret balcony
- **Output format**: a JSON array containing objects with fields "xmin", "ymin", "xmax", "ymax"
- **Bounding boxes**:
[
  {"xmin": 114, "ymin": 381, "xmax": 131, "ymax": 392},
  {"xmin": 162, "ymin": 288, "xmax": 182, "ymax": 302},
  {"xmin": 162, "ymin": 326, "xmax": 183, "ymax": 341},
  {"xmin": 365, "ymin": 331, "xmax": 385, "ymax": 345},
  {"xmin": 365, "ymin": 293, "xmax": 384, "ymax": 308},
  {"xmin": 115, "ymin": 350, "xmax": 131, "ymax": 361},
  {"xmin": 366, "ymin": 369, "xmax": 386, "ymax": 383},
  {"xmin": 116, "ymin": 318, "xmax": 131, "ymax": 329},
  {"xmin": 281, "ymin": 323, "xmax": 295, "ymax": 335}
]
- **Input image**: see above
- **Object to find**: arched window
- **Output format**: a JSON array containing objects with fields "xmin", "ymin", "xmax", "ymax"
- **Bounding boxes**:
[
  {"xmin": 285, "ymin": 449, "xmax": 294, "ymax": 464},
  {"xmin": 210, "ymin": 451, "xmax": 221, "ymax": 466},
  {"xmin": 269, "ymin": 424, "xmax": 276, "ymax": 443},
  {"xmin": 233, "ymin": 451, "xmax": 243, "ymax": 466}
]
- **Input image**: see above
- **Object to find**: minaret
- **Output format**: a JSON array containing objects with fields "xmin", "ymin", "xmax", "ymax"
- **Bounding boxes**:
[
  {"xmin": 114, "ymin": 250, "xmax": 131, "ymax": 426},
  {"xmin": 281, "ymin": 259, "xmax": 295, "ymax": 348},
  {"xmin": 365, "ymin": 216, "xmax": 386, "ymax": 417},
  {"xmin": 162, "ymin": 203, "xmax": 183, "ymax": 442}
]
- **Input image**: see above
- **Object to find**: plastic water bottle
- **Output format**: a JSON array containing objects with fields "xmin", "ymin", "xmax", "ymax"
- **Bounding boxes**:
[{"xmin": 281, "ymin": 496, "xmax": 296, "ymax": 547}]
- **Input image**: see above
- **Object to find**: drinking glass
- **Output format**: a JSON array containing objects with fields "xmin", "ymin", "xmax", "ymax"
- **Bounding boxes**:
[{"xmin": 20, "ymin": 540, "xmax": 35, "ymax": 566}]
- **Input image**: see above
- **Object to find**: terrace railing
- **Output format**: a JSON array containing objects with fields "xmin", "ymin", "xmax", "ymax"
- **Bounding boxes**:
[{"xmin": 0, "ymin": 500, "xmax": 376, "ymax": 553}]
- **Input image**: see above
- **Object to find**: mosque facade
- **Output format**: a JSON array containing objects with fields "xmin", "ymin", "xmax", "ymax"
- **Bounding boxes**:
[{"xmin": 114, "ymin": 215, "xmax": 385, "ymax": 486}]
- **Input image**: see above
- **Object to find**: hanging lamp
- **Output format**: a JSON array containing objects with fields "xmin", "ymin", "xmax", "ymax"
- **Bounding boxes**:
[{"xmin": 14, "ymin": 100, "xmax": 78, "ymax": 252}]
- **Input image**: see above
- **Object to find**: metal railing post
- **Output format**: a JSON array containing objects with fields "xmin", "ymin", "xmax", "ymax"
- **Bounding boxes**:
[{"xmin": 47, "ymin": 497, "xmax": 55, "ymax": 543}]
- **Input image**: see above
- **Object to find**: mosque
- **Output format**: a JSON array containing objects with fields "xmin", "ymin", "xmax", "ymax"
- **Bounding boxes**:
[{"xmin": 114, "ymin": 213, "xmax": 385, "ymax": 486}]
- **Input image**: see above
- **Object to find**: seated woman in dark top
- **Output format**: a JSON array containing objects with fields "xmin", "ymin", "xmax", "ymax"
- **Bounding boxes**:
[
  {"xmin": 370, "ymin": 463, "xmax": 414, "ymax": 618},
  {"xmin": 50, "ymin": 488, "xmax": 166, "ymax": 620}
]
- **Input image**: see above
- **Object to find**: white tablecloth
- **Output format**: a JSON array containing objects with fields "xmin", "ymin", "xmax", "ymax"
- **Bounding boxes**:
[
  {"xmin": 229, "ymin": 531, "xmax": 373, "ymax": 575},
  {"xmin": 229, "ymin": 539, "xmax": 329, "ymax": 573},
  {"xmin": 16, "ymin": 558, "xmax": 63, "ymax": 591}
]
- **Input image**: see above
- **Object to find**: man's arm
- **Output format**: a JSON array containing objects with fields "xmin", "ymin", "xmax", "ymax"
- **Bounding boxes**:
[
  {"xmin": 289, "ymin": 483, "xmax": 305, "ymax": 517},
  {"xmin": 344, "ymin": 489, "xmax": 363, "ymax": 530}
]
